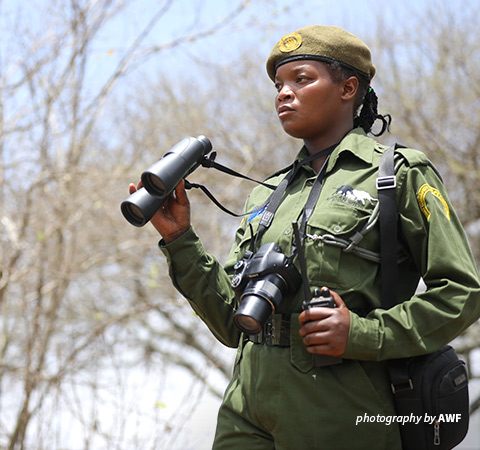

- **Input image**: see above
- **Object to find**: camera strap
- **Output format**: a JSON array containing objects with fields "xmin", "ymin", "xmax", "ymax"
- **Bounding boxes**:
[
  {"xmin": 253, "ymin": 144, "xmax": 337, "ymax": 249},
  {"xmin": 290, "ymin": 156, "xmax": 330, "ymax": 259},
  {"xmin": 183, "ymin": 152, "xmax": 279, "ymax": 219},
  {"xmin": 184, "ymin": 145, "xmax": 335, "ymax": 231},
  {"xmin": 198, "ymin": 152, "xmax": 278, "ymax": 190}
]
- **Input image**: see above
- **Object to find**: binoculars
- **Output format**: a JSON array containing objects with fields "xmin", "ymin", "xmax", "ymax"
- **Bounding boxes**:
[{"xmin": 121, "ymin": 135, "xmax": 212, "ymax": 226}]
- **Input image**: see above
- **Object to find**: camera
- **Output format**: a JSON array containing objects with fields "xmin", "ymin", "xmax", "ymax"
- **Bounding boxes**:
[
  {"xmin": 121, "ymin": 135, "xmax": 212, "ymax": 227},
  {"xmin": 232, "ymin": 242, "xmax": 301, "ymax": 335}
]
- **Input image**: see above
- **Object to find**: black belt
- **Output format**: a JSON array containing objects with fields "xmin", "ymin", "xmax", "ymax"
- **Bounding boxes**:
[
  {"xmin": 247, "ymin": 313, "xmax": 343, "ymax": 367},
  {"xmin": 247, "ymin": 314, "xmax": 291, "ymax": 347}
]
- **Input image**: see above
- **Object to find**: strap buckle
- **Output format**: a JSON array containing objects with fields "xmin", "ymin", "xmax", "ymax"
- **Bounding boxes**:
[
  {"xmin": 391, "ymin": 379, "xmax": 414, "ymax": 394},
  {"xmin": 247, "ymin": 314, "xmax": 291, "ymax": 347},
  {"xmin": 376, "ymin": 175, "xmax": 397, "ymax": 190},
  {"xmin": 264, "ymin": 320, "xmax": 275, "ymax": 346}
]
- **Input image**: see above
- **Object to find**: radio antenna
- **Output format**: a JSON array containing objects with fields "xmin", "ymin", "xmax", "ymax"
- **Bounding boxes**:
[{"xmin": 292, "ymin": 221, "xmax": 312, "ymax": 302}]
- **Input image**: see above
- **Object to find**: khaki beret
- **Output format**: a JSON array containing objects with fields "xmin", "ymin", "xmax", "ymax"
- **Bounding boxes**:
[{"xmin": 266, "ymin": 25, "xmax": 376, "ymax": 81}]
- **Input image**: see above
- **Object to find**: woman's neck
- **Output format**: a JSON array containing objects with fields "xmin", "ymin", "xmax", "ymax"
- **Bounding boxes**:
[{"xmin": 304, "ymin": 126, "xmax": 352, "ymax": 173}]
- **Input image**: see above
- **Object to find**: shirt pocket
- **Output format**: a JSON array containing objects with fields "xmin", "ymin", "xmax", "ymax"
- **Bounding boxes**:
[{"xmin": 304, "ymin": 204, "xmax": 376, "ymax": 290}]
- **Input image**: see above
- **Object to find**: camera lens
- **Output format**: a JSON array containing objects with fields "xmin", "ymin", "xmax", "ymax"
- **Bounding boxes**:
[
  {"xmin": 232, "ymin": 242, "xmax": 301, "ymax": 335},
  {"xmin": 234, "ymin": 295, "xmax": 273, "ymax": 335},
  {"xmin": 233, "ymin": 274, "xmax": 285, "ymax": 334},
  {"xmin": 234, "ymin": 314, "xmax": 262, "ymax": 335}
]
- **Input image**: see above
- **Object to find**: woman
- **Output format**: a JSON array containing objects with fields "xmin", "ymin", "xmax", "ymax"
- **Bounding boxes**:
[{"xmin": 129, "ymin": 25, "xmax": 480, "ymax": 449}]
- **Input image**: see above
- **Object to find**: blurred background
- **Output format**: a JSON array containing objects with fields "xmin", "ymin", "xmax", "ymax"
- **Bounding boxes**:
[{"xmin": 0, "ymin": 0, "xmax": 479, "ymax": 448}]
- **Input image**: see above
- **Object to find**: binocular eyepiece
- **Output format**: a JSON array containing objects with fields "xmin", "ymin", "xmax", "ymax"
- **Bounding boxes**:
[{"xmin": 121, "ymin": 135, "xmax": 212, "ymax": 226}]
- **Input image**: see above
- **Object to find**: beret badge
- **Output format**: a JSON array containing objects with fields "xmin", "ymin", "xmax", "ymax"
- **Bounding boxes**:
[{"xmin": 278, "ymin": 32, "xmax": 302, "ymax": 53}]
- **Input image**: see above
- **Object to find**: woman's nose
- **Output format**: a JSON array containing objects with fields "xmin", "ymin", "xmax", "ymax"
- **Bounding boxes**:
[{"xmin": 277, "ymin": 84, "xmax": 294, "ymax": 102}]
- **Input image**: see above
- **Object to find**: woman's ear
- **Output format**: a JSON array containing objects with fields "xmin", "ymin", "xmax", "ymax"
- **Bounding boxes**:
[{"xmin": 341, "ymin": 76, "xmax": 359, "ymax": 101}]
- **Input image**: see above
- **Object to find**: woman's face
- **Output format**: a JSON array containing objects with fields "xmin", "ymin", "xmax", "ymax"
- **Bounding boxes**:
[{"xmin": 274, "ymin": 60, "xmax": 348, "ymax": 141}]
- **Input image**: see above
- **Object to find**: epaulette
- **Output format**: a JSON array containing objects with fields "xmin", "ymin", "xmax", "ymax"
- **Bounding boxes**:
[
  {"xmin": 394, "ymin": 147, "xmax": 430, "ymax": 168},
  {"xmin": 393, "ymin": 146, "xmax": 444, "ymax": 182}
]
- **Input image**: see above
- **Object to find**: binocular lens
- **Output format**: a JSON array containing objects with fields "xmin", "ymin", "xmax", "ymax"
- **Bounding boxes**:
[
  {"xmin": 148, "ymin": 177, "xmax": 167, "ymax": 197},
  {"xmin": 120, "ymin": 187, "xmax": 165, "ymax": 227},
  {"xmin": 122, "ymin": 203, "xmax": 145, "ymax": 226},
  {"xmin": 141, "ymin": 136, "xmax": 212, "ymax": 199},
  {"xmin": 145, "ymin": 175, "xmax": 167, "ymax": 197},
  {"xmin": 121, "ymin": 135, "xmax": 212, "ymax": 227}
]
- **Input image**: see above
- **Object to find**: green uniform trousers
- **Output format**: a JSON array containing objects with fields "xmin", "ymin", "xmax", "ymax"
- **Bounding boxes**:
[{"xmin": 213, "ymin": 327, "xmax": 402, "ymax": 450}]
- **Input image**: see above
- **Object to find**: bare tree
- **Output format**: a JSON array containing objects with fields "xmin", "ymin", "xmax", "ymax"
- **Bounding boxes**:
[{"xmin": 0, "ymin": 1, "xmax": 283, "ymax": 448}]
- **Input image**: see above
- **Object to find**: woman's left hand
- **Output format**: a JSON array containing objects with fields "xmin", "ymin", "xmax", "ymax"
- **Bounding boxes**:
[{"xmin": 298, "ymin": 288, "xmax": 351, "ymax": 357}]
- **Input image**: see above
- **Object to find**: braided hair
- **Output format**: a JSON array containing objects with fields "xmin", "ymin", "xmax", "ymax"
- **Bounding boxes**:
[{"xmin": 324, "ymin": 61, "xmax": 391, "ymax": 136}]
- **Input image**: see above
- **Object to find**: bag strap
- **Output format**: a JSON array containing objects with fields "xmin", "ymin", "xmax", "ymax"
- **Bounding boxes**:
[
  {"xmin": 377, "ymin": 144, "xmax": 414, "ymax": 394},
  {"xmin": 377, "ymin": 145, "xmax": 399, "ymax": 309}
]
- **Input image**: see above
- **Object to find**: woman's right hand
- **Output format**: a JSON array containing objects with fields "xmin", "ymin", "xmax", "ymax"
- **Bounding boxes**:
[{"xmin": 128, "ymin": 179, "xmax": 191, "ymax": 244}]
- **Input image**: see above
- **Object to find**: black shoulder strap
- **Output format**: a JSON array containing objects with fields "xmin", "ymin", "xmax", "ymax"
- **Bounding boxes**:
[
  {"xmin": 377, "ymin": 144, "xmax": 404, "ymax": 309},
  {"xmin": 378, "ymin": 144, "xmax": 413, "ymax": 394},
  {"xmin": 378, "ymin": 145, "xmax": 398, "ymax": 309}
]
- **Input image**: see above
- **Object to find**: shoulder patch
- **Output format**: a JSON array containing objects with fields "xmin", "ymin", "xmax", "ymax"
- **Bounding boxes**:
[{"xmin": 417, "ymin": 183, "xmax": 450, "ymax": 221}]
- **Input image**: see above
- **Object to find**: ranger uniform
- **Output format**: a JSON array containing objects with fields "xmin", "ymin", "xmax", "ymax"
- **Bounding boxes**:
[{"xmin": 159, "ymin": 26, "xmax": 480, "ymax": 450}]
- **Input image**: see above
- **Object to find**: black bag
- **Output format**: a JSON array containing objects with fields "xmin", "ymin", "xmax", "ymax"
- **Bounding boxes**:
[
  {"xmin": 378, "ymin": 146, "xmax": 470, "ymax": 449},
  {"xmin": 389, "ymin": 346, "xmax": 469, "ymax": 449}
]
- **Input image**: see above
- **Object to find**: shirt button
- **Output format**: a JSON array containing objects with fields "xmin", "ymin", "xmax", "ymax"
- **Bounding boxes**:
[
  {"xmin": 284, "ymin": 228, "xmax": 292, "ymax": 235},
  {"xmin": 333, "ymin": 225, "xmax": 342, "ymax": 233}
]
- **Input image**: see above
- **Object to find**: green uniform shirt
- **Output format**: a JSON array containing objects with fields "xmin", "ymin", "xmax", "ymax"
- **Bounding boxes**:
[
  {"xmin": 161, "ymin": 128, "xmax": 480, "ymax": 356},
  {"xmin": 160, "ymin": 128, "xmax": 480, "ymax": 449}
]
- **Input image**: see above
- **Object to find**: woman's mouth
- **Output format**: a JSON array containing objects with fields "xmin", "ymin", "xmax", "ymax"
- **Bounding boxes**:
[{"xmin": 277, "ymin": 105, "xmax": 295, "ymax": 118}]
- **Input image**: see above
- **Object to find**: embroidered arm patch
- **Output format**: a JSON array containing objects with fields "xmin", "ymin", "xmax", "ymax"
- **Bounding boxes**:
[{"xmin": 417, "ymin": 183, "xmax": 450, "ymax": 221}]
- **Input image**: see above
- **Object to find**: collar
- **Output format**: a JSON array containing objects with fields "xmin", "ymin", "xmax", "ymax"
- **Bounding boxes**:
[
  {"xmin": 327, "ymin": 128, "xmax": 377, "ymax": 168},
  {"xmin": 269, "ymin": 128, "xmax": 380, "ymax": 181},
  {"xmin": 293, "ymin": 128, "xmax": 377, "ymax": 171}
]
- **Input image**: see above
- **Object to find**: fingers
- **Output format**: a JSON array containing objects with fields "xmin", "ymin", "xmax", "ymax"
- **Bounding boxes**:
[
  {"xmin": 299, "ymin": 306, "xmax": 333, "ymax": 325},
  {"xmin": 330, "ymin": 289, "xmax": 346, "ymax": 308},
  {"xmin": 299, "ymin": 312, "xmax": 338, "ymax": 337},
  {"xmin": 128, "ymin": 180, "xmax": 143, "ymax": 195},
  {"xmin": 298, "ymin": 286, "xmax": 351, "ymax": 356},
  {"xmin": 300, "ymin": 322, "xmax": 343, "ymax": 356},
  {"xmin": 174, "ymin": 179, "xmax": 189, "ymax": 206},
  {"xmin": 298, "ymin": 287, "xmax": 346, "ymax": 325},
  {"xmin": 299, "ymin": 318, "xmax": 349, "ymax": 357}
]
